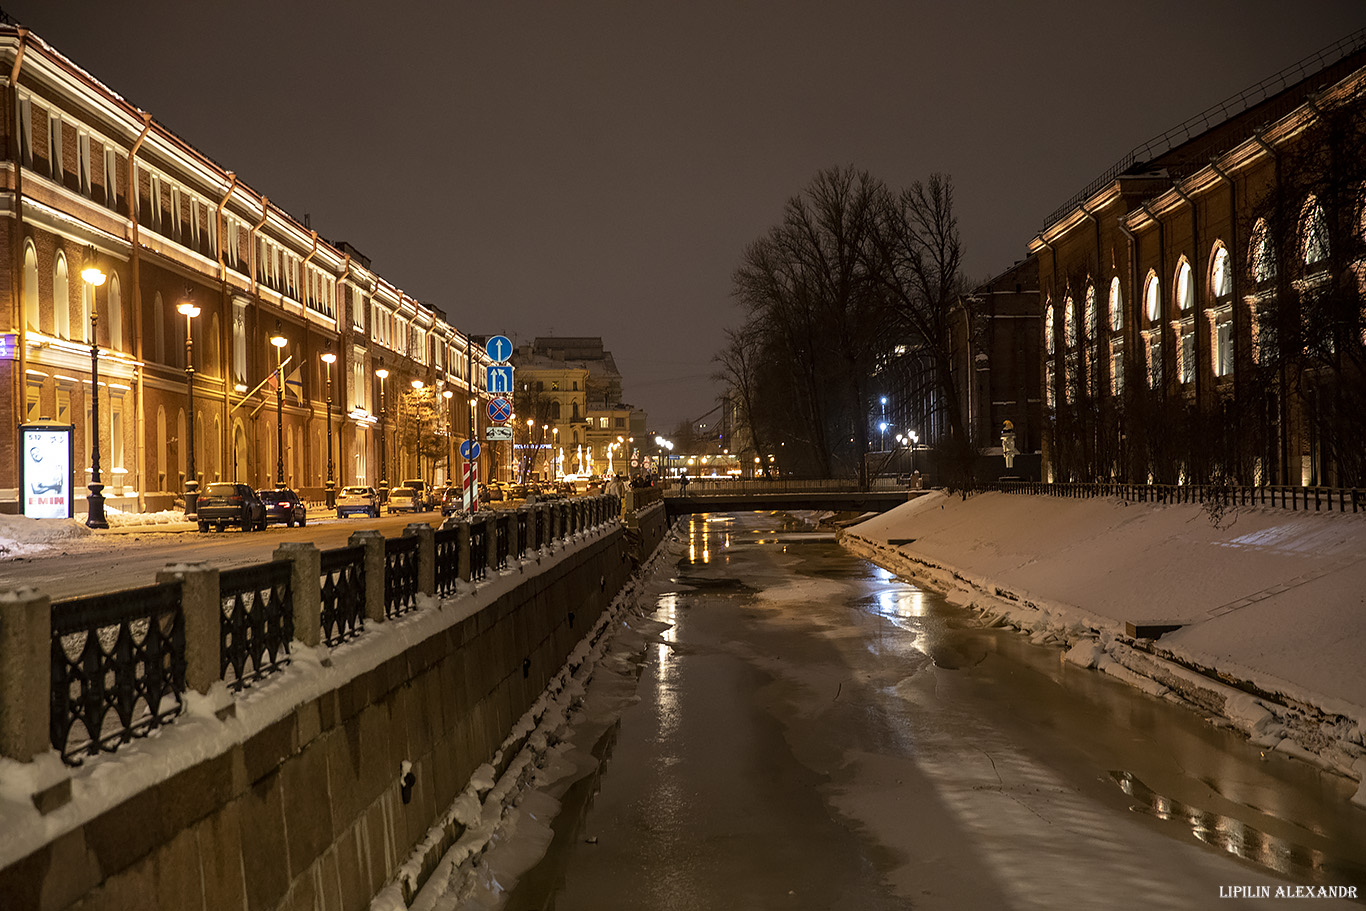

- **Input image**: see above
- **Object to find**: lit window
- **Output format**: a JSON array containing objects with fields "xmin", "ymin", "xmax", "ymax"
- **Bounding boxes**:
[
  {"xmin": 1211, "ymin": 246, "xmax": 1231, "ymax": 298},
  {"xmin": 1180, "ymin": 331, "xmax": 1194, "ymax": 384},
  {"xmin": 1044, "ymin": 303, "xmax": 1055, "ymax": 356},
  {"xmin": 1109, "ymin": 277, "xmax": 1123, "ymax": 331},
  {"xmin": 1251, "ymin": 219, "xmax": 1276, "ymax": 283},
  {"xmin": 1144, "ymin": 274, "xmax": 1160, "ymax": 322},
  {"xmin": 1063, "ymin": 296, "xmax": 1076, "ymax": 348},
  {"xmin": 1303, "ymin": 199, "xmax": 1329, "ymax": 265},
  {"xmin": 1176, "ymin": 261, "xmax": 1193, "ymax": 312},
  {"xmin": 1214, "ymin": 319, "xmax": 1233, "ymax": 377},
  {"xmin": 1084, "ymin": 285, "xmax": 1096, "ymax": 339}
]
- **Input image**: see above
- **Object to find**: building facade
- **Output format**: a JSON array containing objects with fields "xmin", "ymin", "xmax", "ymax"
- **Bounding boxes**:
[
  {"xmin": 1030, "ymin": 33, "xmax": 1366, "ymax": 487},
  {"xmin": 2, "ymin": 26, "xmax": 492, "ymax": 514}
]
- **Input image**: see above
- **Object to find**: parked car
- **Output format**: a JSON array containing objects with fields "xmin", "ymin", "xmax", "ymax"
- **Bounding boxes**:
[
  {"xmin": 387, "ymin": 485, "xmax": 422, "ymax": 514},
  {"xmin": 197, "ymin": 482, "xmax": 266, "ymax": 532},
  {"xmin": 336, "ymin": 485, "xmax": 380, "ymax": 518},
  {"xmin": 506, "ymin": 483, "xmax": 529, "ymax": 500},
  {"xmin": 439, "ymin": 486, "xmax": 464, "ymax": 516},
  {"xmin": 480, "ymin": 481, "xmax": 504, "ymax": 502},
  {"xmin": 258, "ymin": 487, "xmax": 307, "ymax": 527},
  {"xmin": 402, "ymin": 479, "xmax": 434, "ymax": 511}
]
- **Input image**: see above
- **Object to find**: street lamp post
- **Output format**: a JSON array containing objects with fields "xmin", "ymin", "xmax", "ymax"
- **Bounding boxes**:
[
  {"xmin": 412, "ymin": 378, "xmax": 425, "ymax": 484},
  {"xmin": 375, "ymin": 365, "xmax": 390, "ymax": 500},
  {"xmin": 270, "ymin": 331, "xmax": 287, "ymax": 487},
  {"xmin": 322, "ymin": 348, "xmax": 337, "ymax": 507},
  {"xmin": 178, "ymin": 300, "xmax": 201, "ymax": 515},
  {"xmin": 81, "ymin": 256, "xmax": 108, "ymax": 528},
  {"xmin": 442, "ymin": 389, "xmax": 453, "ymax": 487}
]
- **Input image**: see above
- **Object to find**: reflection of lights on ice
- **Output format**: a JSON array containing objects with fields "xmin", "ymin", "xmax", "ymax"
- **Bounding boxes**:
[
  {"xmin": 655, "ymin": 593, "xmax": 679, "ymax": 698},
  {"xmin": 874, "ymin": 587, "xmax": 928, "ymax": 618}
]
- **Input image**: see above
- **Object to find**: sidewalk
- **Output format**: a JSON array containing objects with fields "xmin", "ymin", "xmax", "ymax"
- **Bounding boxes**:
[{"xmin": 840, "ymin": 490, "xmax": 1366, "ymax": 799}]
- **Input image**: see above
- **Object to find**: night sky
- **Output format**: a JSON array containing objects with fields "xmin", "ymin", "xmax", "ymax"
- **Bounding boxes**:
[{"xmin": 7, "ymin": 1, "xmax": 1364, "ymax": 430}]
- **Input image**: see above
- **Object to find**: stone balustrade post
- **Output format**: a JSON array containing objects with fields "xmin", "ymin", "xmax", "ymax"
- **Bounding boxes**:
[
  {"xmin": 0, "ymin": 587, "xmax": 51, "ymax": 762},
  {"xmin": 485, "ymin": 514, "xmax": 499, "ymax": 570},
  {"xmin": 348, "ymin": 530, "xmax": 386, "ymax": 623},
  {"xmin": 155, "ymin": 563, "xmax": 221, "ymax": 693},
  {"xmin": 457, "ymin": 519, "xmax": 473, "ymax": 583},
  {"xmin": 404, "ymin": 523, "xmax": 436, "ymax": 596},
  {"xmin": 273, "ymin": 543, "xmax": 322, "ymax": 648}
]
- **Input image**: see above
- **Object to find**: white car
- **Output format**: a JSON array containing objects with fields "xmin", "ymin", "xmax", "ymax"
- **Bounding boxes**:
[
  {"xmin": 387, "ymin": 486, "xmax": 421, "ymax": 514},
  {"xmin": 336, "ymin": 485, "xmax": 379, "ymax": 518}
]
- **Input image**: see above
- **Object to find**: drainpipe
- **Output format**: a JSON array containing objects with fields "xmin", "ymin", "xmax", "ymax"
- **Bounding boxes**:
[
  {"xmin": 127, "ymin": 112, "xmax": 153, "ymax": 511},
  {"xmin": 301, "ymin": 230, "xmax": 318, "ymax": 310},
  {"xmin": 11, "ymin": 28, "xmax": 28, "ymax": 496},
  {"xmin": 1036, "ymin": 235, "xmax": 1057, "ymax": 479},
  {"xmin": 1116, "ymin": 220, "xmax": 1139, "ymax": 479},
  {"xmin": 248, "ymin": 197, "xmax": 269, "ymax": 299},
  {"xmin": 1250, "ymin": 131, "xmax": 1287, "ymax": 485}
]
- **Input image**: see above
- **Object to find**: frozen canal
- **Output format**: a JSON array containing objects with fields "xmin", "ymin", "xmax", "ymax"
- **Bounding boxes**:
[{"xmin": 501, "ymin": 512, "xmax": 1366, "ymax": 910}]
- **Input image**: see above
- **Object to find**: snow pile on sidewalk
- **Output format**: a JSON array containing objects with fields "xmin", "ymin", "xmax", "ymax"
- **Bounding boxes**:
[
  {"xmin": 841, "ymin": 491, "xmax": 1366, "ymax": 793},
  {"xmin": 0, "ymin": 514, "xmax": 92, "ymax": 558},
  {"xmin": 76, "ymin": 507, "xmax": 194, "ymax": 528}
]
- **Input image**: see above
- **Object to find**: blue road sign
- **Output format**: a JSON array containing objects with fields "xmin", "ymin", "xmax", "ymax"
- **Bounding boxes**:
[
  {"xmin": 487, "ymin": 397, "xmax": 513, "ymax": 423},
  {"xmin": 486, "ymin": 364, "xmax": 514, "ymax": 395},
  {"xmin": 460, "ymin": 439, "xmax": 481, "ymax": 461},
  {"xmin": 485, "ymin": 335, "xmax": 513, "ymax": 363}
]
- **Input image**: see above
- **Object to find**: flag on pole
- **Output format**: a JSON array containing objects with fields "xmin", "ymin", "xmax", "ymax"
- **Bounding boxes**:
[{"xmin": 284, "ymin": 365, "xmax": 303, "ymax": 401}]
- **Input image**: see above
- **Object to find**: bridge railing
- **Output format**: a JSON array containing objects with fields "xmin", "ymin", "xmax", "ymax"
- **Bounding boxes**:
[
  {"xmin": 671, "ymin": 478, "xmax": 859, "ymax": 495},
  {"xmin": 3, "ymin": 496, "xmax": 623, "ymax": 768},
  {"xmin": 969, "ymin": 480, "xmax": 1366, "ymax": 514}
]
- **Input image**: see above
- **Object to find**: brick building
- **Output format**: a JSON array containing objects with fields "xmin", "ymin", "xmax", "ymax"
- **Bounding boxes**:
[
  {"xmin": 1029, "ymin": 30, "xmax": 1366, "ymax": 487},
  {"xmin": 1, "ymin": 26, "xmax": 492, "ymax": 515}
]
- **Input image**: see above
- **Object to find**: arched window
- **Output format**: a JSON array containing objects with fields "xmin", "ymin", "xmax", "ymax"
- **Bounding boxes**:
[
  {"xmin": 156, "ymin": 406, "xmax": 167, "ymax": 488},
  {"xmin": 23, "ymin": 241, "xmax": 39, "ymax": 330},
  {"xmin": 1302, "ymin": 197, "xmax": 1329, "ymax": 265},
  {"xmin": 1251, "ymin": 218, "xmax": 1276, "ymax": 283},
  {"xmin": 1175, "ymin": 260, "xmax": 1194, "ymax": 312},
  {"xmin": 177, "ymin": 408, "xmax": 187, "ymax": 482},
  {"xmin": 54, "ymin": 251, "xmax": 70, "ymax": 339},
  {"xmin": 1109, "ymin": 277, "xmax": 1123, "ymax": 332},
  {"xmin": 1144, "ymin": 273, "xmax": 1161, "ymax": 322},
  {"xmin": 1084, "ymin": 284, "xmax": 1097, "ymax": 339},
  {"xmin": 207, "ymin": 313, "xmax": 221, "ymax": 377},
  {"xmin": 551, "ymin": 400, "xmax": 562, "ymax": 420},
  {"xmin": 108, "ymin": 275, "xmax": 123, "ymax": 351},
  {"xmin": 1063, "ymin": 296, "xmax": 1076, "ymax": 348},
  {"xmin": 1210, "ymin": 246, "xmax": 1231, "ymax": 299},
  {"xmin": 1044, "ymin": 302, "xmax": 1055, "ymax": 356}
]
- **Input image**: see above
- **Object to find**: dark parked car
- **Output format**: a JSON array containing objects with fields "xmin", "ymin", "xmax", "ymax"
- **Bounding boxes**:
[
  {"xmin": 440, "ymin": 486, "xmax": 464, "ymax": 516},
  {"xmin": 197, "ymin": 482, "xmax": 266, "ymax": 532},
  {"xmin": 258, "ymin": 487, "xmax": 307, "ymax": 527}
]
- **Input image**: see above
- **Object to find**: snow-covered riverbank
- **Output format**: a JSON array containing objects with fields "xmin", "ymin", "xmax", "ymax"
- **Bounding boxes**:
[{"xmin": 840, "ymin": 490, "xmax": 1366, "ymax": 801}]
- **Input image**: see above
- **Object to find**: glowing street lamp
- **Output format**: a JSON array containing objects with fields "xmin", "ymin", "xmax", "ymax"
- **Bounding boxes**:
[
  {"xmin": 270, "ymin": 331, "xmax": 288, "ymax": 486},
  {"xmin": 178, "ymin": 300, "xmax": 202, "ymax": 515},
  {"xmin": 376, "ymin": 364, "xmax": 390, "ymax": 497},
  {"xmin": 82, "ymin": 254, "xmax": 108, "ymax": 528},
  {"xmin": 321, "ymin": 347, "xmax": 337, "ymax": 506}
]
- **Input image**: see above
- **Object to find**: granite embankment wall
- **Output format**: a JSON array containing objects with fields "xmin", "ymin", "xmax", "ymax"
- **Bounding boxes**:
[{"xmin": 1, "ymin": 502, "xmax": 669, "ymax": 911}]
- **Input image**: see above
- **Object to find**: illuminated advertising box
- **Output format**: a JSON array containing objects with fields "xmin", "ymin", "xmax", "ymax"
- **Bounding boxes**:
[{"xmin": 20, "ymin": 423, "xmax": 74, "ymax": 519}]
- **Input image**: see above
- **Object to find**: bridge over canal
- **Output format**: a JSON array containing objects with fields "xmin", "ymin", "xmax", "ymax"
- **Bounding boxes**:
[{"xmin": 654, "ymin": 478, "xmax": 926, "ymax": 518}]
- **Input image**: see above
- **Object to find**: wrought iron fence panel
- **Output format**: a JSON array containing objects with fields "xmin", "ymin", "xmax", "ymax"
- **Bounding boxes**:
[
  {"xmin": 469, "ymin": 517, "xmax": 488, "ymax": 581},
  {"xmin": 385, "ymin": 535, "xmax": 420, "ymax": 618},
  {"xmin": 982, "ymin": 480, "xmax": 1366, "ymax": 514},
  {"xmin": 494, "ymin": 513, "xmax": 510, "ymax": 570},
  {"xmin": 534, "ymin": 508, "xmax": 545, "ymax": 549},
  {"xmin": 50, "ymin": 581, "xmax": 185, "ymax": 765},
  {"xmin": 515, "ymin": 511, "xmax": 528, "ymax": 559},
  {"xmin": 220, "ymin": 561, "xmax": 294, "ymax": 690},
  {"xmin": 320, "ymin": 544, "xmax": 366, "ymax": 645},
  {"xmin": 434, "ymin": 526, "xmax": 461, "ymax": 597}
]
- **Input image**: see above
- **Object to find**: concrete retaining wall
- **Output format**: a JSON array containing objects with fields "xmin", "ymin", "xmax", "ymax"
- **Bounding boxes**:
[{"xmin": 1, "ymin": 528, "xmax": 646, "ymax": 911}]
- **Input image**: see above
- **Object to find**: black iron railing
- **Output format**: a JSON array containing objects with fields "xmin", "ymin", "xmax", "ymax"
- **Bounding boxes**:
[
  {"xmin": 533, "ymin": 508, "xmax": 545, "ymax": 550},
  {"xmin": 469, "ymin": 517, "xmax": 488, "ymax": 581},
  {"xmin": 320, "ymin": 544, "xmax": 366, "ymax": 646},
  {"xmin": 515, "ymin": 510, "xmax": 528, "ymax": 559},
  {"xmin": 50, "ymin": 581, "xmax": 186, "ymax": 764},
  {"xmin": 220, "ymin": 561, "xmax": 293, "ymax": 690},
  {"xmin": 385, "ymin": 535, "xmax": 420, "ymax": 618},
  {"xmin": 973, "ymin": 480, "xmax": 1366, "ymax": 514},
  {"xmin": 434, "ymin": 525, "xmax": 461, "ymax": 597}
]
